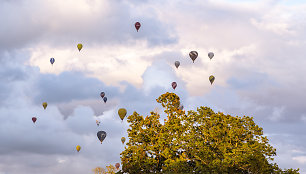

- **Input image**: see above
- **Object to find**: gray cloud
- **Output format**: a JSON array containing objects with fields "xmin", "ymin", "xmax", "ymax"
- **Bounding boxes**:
[
  {"xmin": 0, "ymin": 0, "xmax": 178, "ymax": 52},
  {"xmin": 0, "ymin": 0, "xmax": 306, "ymax": 173}
]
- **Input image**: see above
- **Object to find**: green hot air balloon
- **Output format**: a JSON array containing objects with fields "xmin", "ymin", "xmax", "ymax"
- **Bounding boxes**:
[
  {"xmin": 209, "ymin": 75, "xmax": 215, "ymax": 85},
  {"xmin": 118, "ymin": 108, "xmax": 127, "ymax": 122},
  {"xmin": 77, "ymin": 43, "xmax": 83, "ymax": 52}
]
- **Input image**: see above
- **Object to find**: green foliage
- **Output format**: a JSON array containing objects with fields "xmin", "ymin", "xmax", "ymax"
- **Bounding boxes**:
[{"xmin": 119, "ymin": 92, "xmax": 300, "ymax": 174}]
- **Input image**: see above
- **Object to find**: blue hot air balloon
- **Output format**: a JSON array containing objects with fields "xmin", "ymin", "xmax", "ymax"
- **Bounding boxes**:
[
  {"xmin": 50, "ymin": 58, "xmax": 55, "ymax": 65},
  {"xmin": 103, "ymin": 97, "xmax": 107, "ymax": 103}
]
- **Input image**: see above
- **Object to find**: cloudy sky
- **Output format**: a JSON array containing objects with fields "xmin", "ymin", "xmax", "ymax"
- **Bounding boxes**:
[{"xmin": 1, "ymin": 0, "xmax": 306, "ymax": 173}]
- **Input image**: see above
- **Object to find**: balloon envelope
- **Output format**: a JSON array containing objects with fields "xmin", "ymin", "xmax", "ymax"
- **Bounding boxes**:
[
  {"xmin": 135, "ymin": 22, "xmax": 141, "ymax": 32},
  {"xmin": 178, "ymin": 105, "xmax": 184, "ymax": 110},
  {"xmin": 96, "ymin": 120, "xmax": 100, "ymax": 126},
  {"xmin": 209, "ymin": 75, "xmax": 215, "ymax": 85},
  {"xmin": 121, "ymin": 137, "xmax": 126, "ymax": 144},
  {"xmin": 32, "ymin": 117, "xmax": 37, "ymax": 123},
  {"xmin": 76, "ymin": 145, "xmax": 81, "ymax": 152},
  {"xmin": 42, "ymin": 102, "xmax": 47, "ymax": 109},
  {"xmin": 189, "ymin": 51, "xmax": 198, "ymax": 63},
  {"xmin": 100, "ymin": 92, "xmax": 105, "ymax": 98},
  {"xmin": 172, "ymin": 82, "xmax": 177, "ymax": 90},
  {"xmin": 208, "ymin": 52, "xmax": 214, "ymax": 60},
  {"xmin": 103, "ymin": 97, "xmax": 107, "ymax": 103},
  {"xmin": 97, "ymin": 131, "xmax": 107, "ymax": 144},
  {"xmin": 77, "ymin": 43, "xmax": 83, "ymax": 51},
  {"xmin": 115, "ymin": 163, "xmax": 120, "ymax": 170},
  {"xmin": 118, "ymin": 108, "xmax": 127, "ymax": 121},
  {"xmin": 50, "ymin": 58, "xmax": 55, "ymax": 65},
  {"xmin": 174, "ymin": 61, "xmax": 180, "ymax": 68}
]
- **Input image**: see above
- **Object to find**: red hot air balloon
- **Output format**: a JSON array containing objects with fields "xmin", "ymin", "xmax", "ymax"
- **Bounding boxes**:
[
  {"xmin": 100, "ymin": 92, "xmax": 105, "ymax": 98},
  {"xmin": 135, "ymin": 22, "xmax": 141, "ymax": 32},
  {"xmin": 32, "ymin": 117, "xmax": 37, "ymax": 123},
  {"xmin": 115, "ymin": 163, "xmax": 120, "ymax": 170},
  {"xmin": 172, "ymin": 82, "xmax": 177, "ymax": 90}
]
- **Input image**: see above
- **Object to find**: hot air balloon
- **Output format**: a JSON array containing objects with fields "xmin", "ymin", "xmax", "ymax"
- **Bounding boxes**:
[
  {"xmin": 135, "ymin": 22, "xmax": 141, "ymax": 32},
  {"xmin": 115, "ymin": 163, "xmax": 120, "ymax": 170},
  {"xmin": 32, "ymin": 117, "xmax": 37, "ymax": 123},
  {"xmin": 172, "ymin": 82, "xmax": 177, "ymax": 90},
  {"xmin": 96, "ymin": 120, "xmax": 100, "ymax": 126},
  {"xmin": 189, "ymin": 51, "xmax": 198, "ymax": 63},
  {"xmin": 50, "ymin": 58, "xmax": 55, "ymax": 65},
  {"xmin": 42, "ymin": 102, "xmax": 47, "ymax": 110},
  {"xmin": 77, "ymin": 43, "xmax": 83, "ymax": 52},
  {"xmin": 209, "ymin": 75, "xmax": 215, "ymax": 85},
  {"xmin": 121, "ymin": 137, "xmax": 126, "ymax": 144},
  {"xmin": 97, "ymin": 131, "xmax": 107, "ymax": 144},
  {"xmin": 103, "ymin": 97, "xmax": 107, "ymax": 103},
  {"xmin": 100, "ymin": 92, "xmax": 105, "ymax": 98},
  {"xmin": 118, "ymin": 108, "xmax": 127, "ymax": 121},
  {"xmin": 208, "ymin": 52, "xmax": 214, "ymax": 60},
  {"xmin": 174, "ymin": 61, "xmax": 180, "ymax": 68},
  {"xmin": 178, "ymin": 105, "xmax": 184, "ymax": 110},
  {"xmin": 76, "ymin": 145, "xmax": 81, "ymax": 152}
]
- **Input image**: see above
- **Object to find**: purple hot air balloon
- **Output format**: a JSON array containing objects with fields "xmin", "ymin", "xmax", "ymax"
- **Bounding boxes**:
[
  {"xmin": 32, "ymin": 117, "xmax": 37, "ymax": 123},
  {"xmin": 135, "ymin": 22, "xmax": 141, "ymax": 32},
  {"xmin": 172, "ymin": 82, "xmax": 177, "ymax": 90}
]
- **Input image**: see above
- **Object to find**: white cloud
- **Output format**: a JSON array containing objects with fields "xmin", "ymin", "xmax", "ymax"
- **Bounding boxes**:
[
  {"xmin": 1, "ymin": 0, "xmax": 306, "ymax": 173},
  {"xmin": 293, "ymin": 156, "xmax": 306, "ymax": 164}
]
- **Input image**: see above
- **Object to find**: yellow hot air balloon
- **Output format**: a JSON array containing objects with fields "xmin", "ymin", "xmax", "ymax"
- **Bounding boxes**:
[
  {"xmin": 209, "ymin": 75, "xmax": 215, "ymax": 85},
  {"xmin": 76, "ymin": 145, "xmax": 81, "ymax": 152},
  {"xmin": 42, "ymin": 102, "xmax": 47, "ymax": 110},
  {"xmin": 77, "ymin": 43, "xmax": 83, "ymax": 52},
  {"xmin": 121, "ymin": 137, "xmax": 126, "ymax": 144},
  {"xmin": 118, "ymin": 108, "xmax": 127, "ymax": 122}
]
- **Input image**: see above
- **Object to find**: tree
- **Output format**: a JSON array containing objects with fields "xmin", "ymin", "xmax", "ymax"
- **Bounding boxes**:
[
  {"xmin": 93, "ymin": 164, "xmax": 118, "ymax": 174},
  {"xmin": 92, "ymin": 167, "xmax": 105, "ymax": 174},
  {"xmin": 119, "ymin": 92, "xmax": 300, "ymax": 173}
]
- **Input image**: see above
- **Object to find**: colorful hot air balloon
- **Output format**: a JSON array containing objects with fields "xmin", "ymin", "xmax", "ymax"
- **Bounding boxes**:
[
  {"xmin": 135, "ymin": 22, "xmax": 141, "ymax": 32},
  {"xmin": 103, "ymin": 97, "xmax": 107, "ymax": 103},
  {"xmin": 32, "ymin": 117, "xmax": 37, "ymax": 123},
  {"xmin": 172, "ymin": 82, "xmax": 177, "ymax": 90},
  {"xmin": 100, "ymin": 92, "xmax": 105, "ymax": 98},
  {"xmin": 42, "ymin": 102, "xmax": 47, "ymax": 110},
  {"xmin": 77, "ymin": 43, "xmax": 83, "ymax": 52},
  {"xmin": 50, "ymin": 58, "xmax": 55, "ymax": 65},
  {"xmin": 121, "ymin": 137, "xmax": 126, "ymax": 144},
  {"xmin": 118, "ymin": 108, "xmax": 127, "ymax": 121},
  {"xmin": 209, "ymin": 75, "xmax": 215, "ymax": 85},
  {"xmin": 76, "ymin": 145, "xmax": 81, "ymax": 152},
  {"xmin": 115, "ymin": 163, "xmax": 120, "ymax": 170},
  {"xmin": 96, "ymin": 120, "xmax": 100, "ymax": 126},
  {"xmin": 189, "ymin": 51, "xmax": 198, "ymax": 63},
  {"xmin": 97, "ymin": 131, "xmax": 107, "ymax": 144},
  {"xmin": 208, "ymin": 52, "xmax": 214, "ymax": 60},
  {"xmin": 174, "ymin": 61, "xmax": 180, "ymax": 68}
]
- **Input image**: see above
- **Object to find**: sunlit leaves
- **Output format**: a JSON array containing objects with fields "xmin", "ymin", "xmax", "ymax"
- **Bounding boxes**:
[{"xmin": 119, "ymin": 93, "xmax": 299, "ymax": 174}]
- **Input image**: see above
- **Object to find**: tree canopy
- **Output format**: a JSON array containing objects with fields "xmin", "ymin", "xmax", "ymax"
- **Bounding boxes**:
[{"xmin": 119, "ymin": 92, "xmax": 299, "ymax": 174}]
